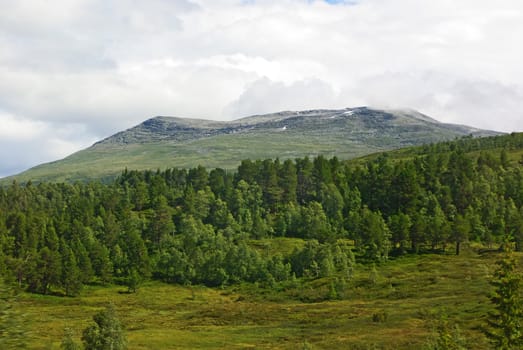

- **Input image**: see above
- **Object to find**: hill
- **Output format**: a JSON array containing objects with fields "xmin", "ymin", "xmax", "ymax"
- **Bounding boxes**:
[{"xmin": 4, "ymin": 107, "xmax": 500, "ymax": 183}]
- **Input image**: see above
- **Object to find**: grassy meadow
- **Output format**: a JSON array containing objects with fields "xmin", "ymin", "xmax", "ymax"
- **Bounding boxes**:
[{"xmin": 18, "ymin": 243, "xmax": 510, "ymax": 349}]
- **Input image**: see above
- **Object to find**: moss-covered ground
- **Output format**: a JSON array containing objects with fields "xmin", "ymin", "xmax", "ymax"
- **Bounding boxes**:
[{"xmin": 17, "ymin": 244, "xmax": 515, "ymax": 349}]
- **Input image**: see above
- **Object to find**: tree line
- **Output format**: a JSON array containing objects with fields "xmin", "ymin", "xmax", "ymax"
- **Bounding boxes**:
[{"xmin": 1, "ymin": 132, "xmax": 523, "ymax": 295}]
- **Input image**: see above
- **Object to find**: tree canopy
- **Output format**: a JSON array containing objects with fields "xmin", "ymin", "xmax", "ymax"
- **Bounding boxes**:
[{"xmin": 0, "ymin": 133, "xmax": 522, "ymax": 293}]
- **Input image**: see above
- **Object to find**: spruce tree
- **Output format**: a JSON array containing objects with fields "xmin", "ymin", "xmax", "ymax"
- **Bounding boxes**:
[
  {"xmin": 484, "ymin": 243, "xmax": 523, "ymax": 349},
  {"xmin": 61, "ymin": 245, "xmax": 82, "ymax": 296}
]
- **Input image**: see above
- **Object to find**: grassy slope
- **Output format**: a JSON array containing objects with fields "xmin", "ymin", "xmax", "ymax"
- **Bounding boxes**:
[
  {"xmin": 3, "ymin": 108, "xmax": 499, "ymax": 184},
  {"xmin": 3, "ymin": 132, "xmax": 383, "ymax": 184},
  {"xmin": 19, "ymin": 243, "xmax": 509, "ymax": 349}
]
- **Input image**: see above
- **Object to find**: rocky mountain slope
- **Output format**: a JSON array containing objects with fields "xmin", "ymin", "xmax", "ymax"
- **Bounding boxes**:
[{"xmin": 4, "ymin": 107, "xmax": 501, "ymax": 183}]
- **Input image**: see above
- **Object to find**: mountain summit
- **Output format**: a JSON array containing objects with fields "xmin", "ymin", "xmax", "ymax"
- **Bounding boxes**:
[{"xmin": 5, "ymin": 107, "xmax": 500, "ymax": 183}]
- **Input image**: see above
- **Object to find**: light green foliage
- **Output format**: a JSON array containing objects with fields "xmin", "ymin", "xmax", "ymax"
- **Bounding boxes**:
[
  {"xmin": 124, "ymin": 268, "xmax": 141, "ymax": 293},
  {"xmin": 0, "ymin": 279, "xmax": 26, "ymax": 349},
  {"xmin": 368, "ymin": 264, "xmax": 379, "ymax": 286},
  {"xmin": 484, "ymin": 246, "xmax": 523, "ymax": 349},
  {"xmin": 82, "ymin": 304, "xmax": 127, "ymax": 350},
  {"xmin": 358, "ymin": 207, "xmax": 391, "ymax": 261},
  {"xmin": 61, "ymin": 327, "xmax": 80, "ymax": 350},
  {"xmin": 16, "ymin": 251, "xmax": 509, "ymax": 349},
  {"xmin": 300, "ymin": 201, "xmax": 332, "ymax": 242},
  {"xmin": 425, "ymin": 316, "xmax": 467, "ymax": 350},
  {"xmin": 302, "ymin": 340, "xmax": 314, "ymax": 349}
]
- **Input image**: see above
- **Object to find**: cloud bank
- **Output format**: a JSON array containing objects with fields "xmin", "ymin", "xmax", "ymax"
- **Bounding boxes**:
[{"xmin": 1, "ymin": 0, "xmax": 523, "ymax": 176}]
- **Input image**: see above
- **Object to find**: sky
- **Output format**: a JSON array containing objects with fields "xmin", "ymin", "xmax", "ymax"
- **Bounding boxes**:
[{"xmin": 1, "ymin": 0, "xmax": 523, "ymax": 178}]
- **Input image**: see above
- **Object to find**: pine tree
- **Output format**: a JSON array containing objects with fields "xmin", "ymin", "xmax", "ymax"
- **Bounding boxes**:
[
  {"xmin": 452, "ymin": 214, "xmax": 470, "ymax": 256},
  {"xmin": 26, "ymin": 246, "xmax": 62, "ymax": 294},
  {"xmin": 484, "ymin": 244, "xmax": 523, "ymax": 349},
  {"xmin": 71, "ymin": 238, "xmax": 94, "ymax": 284},
  {"xmin": 61, "ymin": 244, "xmax": 82, "ymax": 296},
  {"xmin": 149, "ymin": 194, "xmax": 175, "ymax": 247}
]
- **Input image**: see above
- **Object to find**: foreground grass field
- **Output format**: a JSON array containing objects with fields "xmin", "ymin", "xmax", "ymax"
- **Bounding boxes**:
[{"xmin": 18, "ymin": 246, "xmax": 513, "ymax": 349}]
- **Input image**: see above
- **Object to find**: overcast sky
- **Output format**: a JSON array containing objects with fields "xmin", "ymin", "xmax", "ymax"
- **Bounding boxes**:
[{"xmin": 1, "ymin": 0, "xmax": 523, "ymax": 178}]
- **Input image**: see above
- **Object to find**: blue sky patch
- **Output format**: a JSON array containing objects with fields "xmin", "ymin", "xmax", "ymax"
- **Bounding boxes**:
[{"xmin": 323, "ymin": 0, "xmax": 356, "ymax": 4}]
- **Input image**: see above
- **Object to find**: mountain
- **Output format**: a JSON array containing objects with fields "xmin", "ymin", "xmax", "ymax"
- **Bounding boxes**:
[{"xmin": 4, "ymin": 107, "xmax": 501, "ymax": 183}]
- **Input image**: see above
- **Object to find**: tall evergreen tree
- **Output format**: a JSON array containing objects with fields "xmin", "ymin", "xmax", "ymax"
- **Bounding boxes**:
[
  {"xmin": 61, "ymin": 242, "xmax": 82, "ymax": 296},
  {"xmin": 279, "ymin": 159, "xmax": 298, "ymax": 204},
  {"xmin": 148, "ymin": 195, "xmax": 175, "ymax": 248},
  {"xmin": 484, "ymin": 244, "xmax": 523, "ymax": 349},
  {"xmin": 452, "ymin": 215, "xmax": 470, "ymax": 256}
]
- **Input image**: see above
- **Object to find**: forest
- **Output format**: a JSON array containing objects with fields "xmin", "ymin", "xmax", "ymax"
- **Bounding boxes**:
[{"xmin": 1, "ymin": 132, "xmax": 523, "ymax": 298}]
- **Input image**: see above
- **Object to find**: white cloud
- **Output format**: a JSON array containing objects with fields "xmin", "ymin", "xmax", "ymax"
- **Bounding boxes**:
[
  {"xmin": 0, "ymin": 112, "xmax": 96, "ymax": 178},
  {"xmin": 1, "ymin": 0, "xmax": 523, "ymax": 177},
  {"xmin": 224, "ymin": 78, "xmax": 339, "ymax": 117},
  {"xmin": 0, "ymin": 113, "xmax": 45, "ymax": 140},
  {"xmin": 340, "ymin": 71, "xmax": 523, "ymax": 132}
]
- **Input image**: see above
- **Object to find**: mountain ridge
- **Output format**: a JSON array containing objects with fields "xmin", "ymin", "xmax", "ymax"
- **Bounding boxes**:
[
  {"xmin": 94, "ymin": 107, "xmax": 491, "ymax": 146},
  {"xmin": 3, "ymin": 107, "xmax": 502, "ymax": 183}
]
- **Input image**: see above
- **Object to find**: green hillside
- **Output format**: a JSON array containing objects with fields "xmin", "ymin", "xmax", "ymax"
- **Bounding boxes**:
[
  {"xmin": 3, "ymin": 107, "xmax": 499, "ymax": 183},
  {"xmin": 2, "ymin": 131, "xmax": 523, "ymax": 349}
]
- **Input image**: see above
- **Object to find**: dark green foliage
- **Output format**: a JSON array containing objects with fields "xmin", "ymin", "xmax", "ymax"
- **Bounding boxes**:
[
  {"xmin": 88, "ymin": 240, "xmax": 113, "ymax": 284},
  {"xmin": 123, "ymin": 268, "xmax": 141, "ymax": 293},
  {"xmin": 452, "ymin": 215, "xmax": 470, "ymax": 256},
  {"xmin": 1, "ymin": 133, "xmax": 523, "ymax": 292},
  {"xmin": 388, "ymin": 213, "xmax": 411, "ymax": 255},
  {"xmin": 60, "ymin": 243, "xmax": 82, "ymax": 296},
  {"xmin": 71, "ymin": 237, "xmax": 94, "ymax": 284},
  {"xmin": 26, "ymin": 246, "xmax": 62, "ymax": 294},
  {"xmin": 82, "ymin": 304, "xmax": 127, "ymax": 350},
  {"xmin": 372, "ymin": 310, "xmax": 388, "ymax": 323},
  {"xmin": 148, "ymin": 195, "xmax": 175, "ymax": 247}
]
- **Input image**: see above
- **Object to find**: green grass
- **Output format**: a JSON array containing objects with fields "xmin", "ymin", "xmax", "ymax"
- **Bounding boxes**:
[
  {"xmin": 16, "ymin": 245, "xmax": 512, "ymax": 349},
  {"xmin": 248, "ymin": 237, "xmax": 308, "ymax": 257},
  {"xmin": 5, "ymin": 132, "xmax": 384, "ymax": 184}
]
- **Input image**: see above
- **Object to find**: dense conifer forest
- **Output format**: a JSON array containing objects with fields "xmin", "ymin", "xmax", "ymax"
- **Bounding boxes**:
[{"xmin": 1, "ymin": 133, "xmax": 523, "ymax": 297}]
